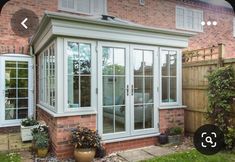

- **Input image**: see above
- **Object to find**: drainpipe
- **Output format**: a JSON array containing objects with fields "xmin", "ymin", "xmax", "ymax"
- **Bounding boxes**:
[{"xmin": 30, "ymin": 45, "xmax": 37, "ymax": 120}]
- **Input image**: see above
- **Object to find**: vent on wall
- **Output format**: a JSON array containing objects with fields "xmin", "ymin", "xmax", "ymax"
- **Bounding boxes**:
[{"xmin": 139, "ymin": 0, "xmax": 145, "ymax": 5}]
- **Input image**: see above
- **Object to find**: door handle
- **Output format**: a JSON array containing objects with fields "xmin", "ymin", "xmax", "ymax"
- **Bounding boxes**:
[{"xmin": 123, "ymin": 85, "xmax": 129, "ymax": 96}]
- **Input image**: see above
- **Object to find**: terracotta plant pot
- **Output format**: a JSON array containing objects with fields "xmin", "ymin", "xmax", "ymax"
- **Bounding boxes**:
[
  {"xmin": 37, "ymin": 147, "xmax": 48, "ymax": 158},
  {"xmin": 74, "ymin": 148, "xmax": 96, "ymax": 162}
]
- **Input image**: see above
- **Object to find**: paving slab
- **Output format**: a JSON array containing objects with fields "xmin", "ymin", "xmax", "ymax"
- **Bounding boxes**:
[
  {"xmin": 143, "ymin": 146, "xmax": 174, "ymax": 156},
  {"xmin": 118, "ymin": 149, "xmax": 153, "ymax": 162}
]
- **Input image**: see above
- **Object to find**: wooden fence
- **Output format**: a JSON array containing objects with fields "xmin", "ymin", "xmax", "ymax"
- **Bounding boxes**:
[{"xmin": 182, "ymin": 44, "xmax": 235, "ymax": 134}]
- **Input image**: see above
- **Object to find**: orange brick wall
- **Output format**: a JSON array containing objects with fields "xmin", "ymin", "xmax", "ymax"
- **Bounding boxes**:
[
  {"xmin": 107, "ymin": 0, "xmax": 235, "ymax": 58},
  {"xmin": 159, "ymin": 108, "xmax": 184, "ymax": 133},
  {"xmin": 37, "ymin": 108, "xmax": 96, "ymax": 159}
]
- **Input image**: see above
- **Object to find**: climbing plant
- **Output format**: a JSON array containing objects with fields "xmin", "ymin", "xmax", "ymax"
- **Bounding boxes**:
[{"xmin": 207, "ymin": 65, "xmax": 235, "ymax": 149}]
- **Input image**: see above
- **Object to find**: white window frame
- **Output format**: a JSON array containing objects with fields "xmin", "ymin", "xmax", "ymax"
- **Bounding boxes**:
[
  {"xmin": 159, "ymin": 47, "xmax": 182, "ymax": 107},
  {"xmin": 63, "ymin": 38, "xmax": 96, "ymax": 113},
  {"xmin": 38, "ymin": 41, "xmax": 56, "ymax": 111},
  {"xmin": 58, "ymin": 0, "xmax": 107, "ymax": 15},
  {"xmin": 176, "ymin": 6, "xmax": 203, "ymax": 32}
]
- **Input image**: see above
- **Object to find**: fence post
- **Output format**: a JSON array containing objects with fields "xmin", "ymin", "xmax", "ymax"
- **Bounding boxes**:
[{"xmin": 217, "ymin": 43, "xmax": 224, "ymax": 67}]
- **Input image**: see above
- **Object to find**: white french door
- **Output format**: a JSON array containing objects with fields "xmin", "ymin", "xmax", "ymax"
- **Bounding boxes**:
[
  {"xmin": 0, "ymin": 55, "xmax": 33, "ymax": 126},
  {"xmin": 98, "ymin": 42, "xmax": 159, "ymax": 140}
]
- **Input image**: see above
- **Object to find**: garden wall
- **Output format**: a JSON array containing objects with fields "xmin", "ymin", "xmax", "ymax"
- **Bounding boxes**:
[{"xmin": 183, "ymin": 45, "xmax": 235, "ymax": 134}]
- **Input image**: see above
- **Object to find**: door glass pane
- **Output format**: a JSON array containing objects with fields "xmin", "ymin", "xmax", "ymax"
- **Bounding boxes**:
[
  {"xmin": 145, "ymin": 77, "xmax": 153, "ymax": 103},
  {"xmin": 115, "ymin": 77, "xmax": 125, "ymax": 105},
  {"xmin": 103, "ymin": 76, "xmax": 114, "ymax": 106},
  {"xmin": 134, "ymin": 49, "xmax": 154, "ymax": 130},
  {"xmin": 18, "ymin": 79, "xmax": 28, "ymax": 88},
  {"xmin": 6, "ymin": 61, "xmax": 16, "ymax": 68},
  {"xmin": 102, "ymin": 47, "xmax": 126, "ymax": 135},
  {"xmin": 145, "ymin": 105, "xmax": 154, "ymax": 128},
  {"xmin": 18, "ymin": 109, "xmax": 28, "ymax": 119},
  {"xmin": 18, "ymin": 62, "xmax": 28, "ymax": 68},
  {"xmin": 115, "ymin": 106, "xmax": 125, "ymax": 132},
  {"xmin": 7, "ymin": 89, "xmax": 16, "ymax": 98},
  {"xmin": 5, "ymin": 99, "xmax": 16, "ymax": 108},
  {"xmin": 18, "ymin": 69, "xmax": 28, "ymax": 78},
  {"xmin": 134, "ymin": 50, "xmax": 143, "ymax": 75},
  {"xmin": 18, "ymin": 89, "xmax": 28, "ymax": 98},
  {"xmin": 114, "ymin": 48, "xmax": 125, "ymax": 75},
  {"xmin": 144, "ymin": 50, "xmax": 153, "ymax": 75},
  {"xmin": 4, "ymin": 61, "xmax": 29, "ymax": 120},
  {"xmin": 5, "ymin": 109, "xmax": 16, "ymax": 120},
  {"xmin": 134, "ymin": 77, "xmax": 143, "ymax": 104},
  {"xmin": 134, "ymin": 105, "xmax": 144, "ymax": 129},
  {"xmin": 5, "ymin": 69, "xmax": 16, "ymax": 78},
  {"xmin": 18, "ymin": 99, "xmax": 28, "ymax": 108},
  {"xmin": 103, "ymin": 107, "xmax": 114, "ymax": 134},
  {"xmin": 102, "ymin": 47, "xmax": 113, "ymax": 75},
  {"xmin": 6, "ymin": 79, "xmax": 16, "ymax": 88}
]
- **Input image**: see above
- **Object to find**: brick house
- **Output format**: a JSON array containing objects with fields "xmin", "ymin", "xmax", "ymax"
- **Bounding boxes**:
[{"xmin": 0, "ymin": 0, "xmax": 234, "ymax": 159}]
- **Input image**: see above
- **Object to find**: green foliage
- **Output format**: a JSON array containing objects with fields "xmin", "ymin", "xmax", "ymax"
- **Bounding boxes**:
[
  {"xmin": 0, "ymin": 153, "xmax": 21, "ymax": 162},
  {"xmin": 167, "ymin": 127, "xmax": 183, "ymax": 135},
  {"xmin": 207, "ymin": 65, "xmax": 235, "ymax": 149},
  {"xmin": 71, "ymin": 126, "xmax": 101, "ymax": 149},
  {"xmin": 145, "ymin": 149, "xmax": 235, "ymax": 162},
  {"xmin": 21, "ymin": 117, "xmax": 38, "ymax": 127},
  {"xmin": 34, "ymin": 132, "xmax": 49, "ymax": 149}
]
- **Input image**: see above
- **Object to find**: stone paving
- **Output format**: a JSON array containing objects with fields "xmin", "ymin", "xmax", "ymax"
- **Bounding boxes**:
[
  {"xmin": 0, "ymin": 133, "xmax": 31, "ymax": 151},
  {"xmin": 117, "ymin": 146, "xmax": 174, "ymax": 162}
]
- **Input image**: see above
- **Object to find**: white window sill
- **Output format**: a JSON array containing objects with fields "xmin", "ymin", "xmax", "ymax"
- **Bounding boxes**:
[
  {"xmin": 0, "ymin": 123, "xmax": 20, "ymax": 128},
  {"xmin": 159, "ymin": 105, "xmax": 187, "ymax": 110},
  {"xmin": 103, "ymin": 132, "xmax": 160, "ymax": 143},
  {"xmin": 37, "ymin": 104, "xmax": 97, "ymax": 117}
]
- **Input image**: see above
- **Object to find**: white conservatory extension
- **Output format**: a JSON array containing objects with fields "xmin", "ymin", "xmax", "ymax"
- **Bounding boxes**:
[{"xmin": 30, "ymin": 11, "xmax": 194, "ymax": 157}]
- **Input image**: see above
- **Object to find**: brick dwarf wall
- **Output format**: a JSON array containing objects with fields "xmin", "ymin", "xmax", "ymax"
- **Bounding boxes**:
[
  {"xmin": 37, "ymin": 107, "xmax": 184, "ymax": 159},
  {"xmin": 37, "ymin": 108, "xmax": 96, "ymax": 159}
]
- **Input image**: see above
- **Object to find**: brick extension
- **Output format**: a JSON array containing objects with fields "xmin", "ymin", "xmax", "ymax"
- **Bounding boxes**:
[{"xmin": 37, "ymin": 107, "xmax": 184, "ymax": 160}]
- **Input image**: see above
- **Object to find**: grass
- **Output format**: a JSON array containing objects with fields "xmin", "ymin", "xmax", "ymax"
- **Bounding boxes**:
[
  {"xmin": 0, "ymin": 152, "xmax": 21, "ymax": 162},
  {"xmin": 145, "ymin": 149, "xmax": 235, "ymax": 162}
]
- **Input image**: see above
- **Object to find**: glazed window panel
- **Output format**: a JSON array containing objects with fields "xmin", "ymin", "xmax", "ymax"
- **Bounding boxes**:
[
  {"xmin": 67, "ymin": 42, "xmax": 91, "ymax": 108},
  {"xmin": 161, "ymin": 50, "xmax": 177, "ymax": 103},
  {"xmin": 39, "ymin": 43, "xmax": 56, "ymax": 108}
]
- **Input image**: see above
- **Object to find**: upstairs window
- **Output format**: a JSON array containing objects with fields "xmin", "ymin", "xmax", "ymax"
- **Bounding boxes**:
[
  {"xmin": 176, "ymin": 6, "xmax": 203, "ymax": 32},
  {"xmin": 59, "ymin": 0, "xmax": 106, "ymax": 15}
]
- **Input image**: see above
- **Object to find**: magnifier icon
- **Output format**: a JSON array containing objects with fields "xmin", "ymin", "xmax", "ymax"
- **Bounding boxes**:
[{"xmin": 205, "ymin": 136, "xmax": 213, "ymax": 144}]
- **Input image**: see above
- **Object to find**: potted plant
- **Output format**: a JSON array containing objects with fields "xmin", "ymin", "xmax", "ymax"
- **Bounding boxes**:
[
  {"xmin": 159, "ymin": 133, "xmax": 168, "ymax": 145},
  {"xmin": 21, "ymin": 117, "xmax": 38, "ymax": 142},
  {"xmin": 31, "ymin": 123, "xmax": 49, "ymax": 152},
  {"xmin": 34, "ymin": 132, "xmax": 49, "ymax": 158},
  {"xmin": 71, "ymin": 126, "xmax": 101, "ymax": 162},
  {"xmin": 167, "ymin": 127, "xmax": 183, "ymax": 144}
]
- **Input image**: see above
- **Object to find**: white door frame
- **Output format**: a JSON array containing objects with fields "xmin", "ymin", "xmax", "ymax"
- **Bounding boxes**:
[
  {"xmin": 0, "ymin": 54, "xmax": 33, "ymax": 127},
  {"xmin": 97, "ymin": 41, "xmax": 131, "ymax": 140},
  {"xmin": 130, "ymin": 45, "xmax": 159, "ymax": 136},
  {"xmin": 98, "ymin": 42, "xmax": 159, "ymax": 140}
]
